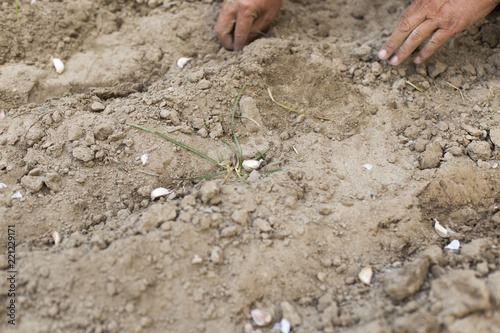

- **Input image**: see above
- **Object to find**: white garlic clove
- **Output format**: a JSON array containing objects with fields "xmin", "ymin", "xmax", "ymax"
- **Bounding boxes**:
[
  {"xmin": 11, "ymin": 191, "xmax": 22, "ymax": 199},
  {"xmin": 51, "ymin": 231, "xmax": 61, "ymax": 245},
  {"xmin": 445, "ymin": 239, "xmax": 460, "ymax": 250},
  {"xmin": 151, "ymin": 187, "xmax": 172, "ymax": 200},
  {"xmin": 50, "ymin": 56, "xmax": 64, "ymax": 74},
  {"xmin": 141, "ymin": 153, "xmax": 148, "ymax": 165},
  {"xmin": 177, "ymin": 57, "xmax": 191, "ymax": 68},
  {"xmin": 434, "ymin": 219, "xmax": 450, "ymax": 238},
  {"xmin": 280, "ymin": 319, "xmax": 291, "ymax": 333},
  {"xmin": 358, "ymin": 265, "xmax": 373, "ymax": 285},
  {"xmin": 251, "ymin": 308, "xmax": 272, "ymax": 326},
  {"xmin": 0, "ymin": 183, "xmax": 7, "ymax": 188},
  {"xmin": 0, "ymin": 109, "xmax": 7, "ymax": 121},
  {"xmin": 242, "ymin": 159, "xmax": 263, "ymax": 172}
]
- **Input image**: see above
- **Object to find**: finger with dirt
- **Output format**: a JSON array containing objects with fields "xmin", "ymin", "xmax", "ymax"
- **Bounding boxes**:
[{"xmin": 378, "ymin": 0, "xmax": 500, "ymax": 65}]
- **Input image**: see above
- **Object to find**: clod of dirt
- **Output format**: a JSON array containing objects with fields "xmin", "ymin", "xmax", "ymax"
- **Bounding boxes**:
[
  {"xmin": 419, "ymin": 143, "xmax": 443, "ymax": 169},
  {"xmin": 466, "ymin": 141, "xmax": 491, "ymax": 161},
  {"xmin": 430, "ymin": 270, "xmax": 491, "ymax": 318},
  {"xmin": 383, "ymin": 257, "xmax": 430, "ymax": 302}
]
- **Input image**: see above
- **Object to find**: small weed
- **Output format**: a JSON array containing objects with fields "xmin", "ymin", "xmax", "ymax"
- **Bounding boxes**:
[
  {"xmin": 127, "ymin": 83, "xmax": 281, "ymax": 183},
  {"xmin": 405, "ymin": 81, "xmax": 429, "ymax": 100}
]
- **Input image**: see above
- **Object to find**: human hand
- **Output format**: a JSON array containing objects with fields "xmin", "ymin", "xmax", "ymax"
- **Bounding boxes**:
[
  {"xmin": 378, "ymin": 0, "xmax": 500, "ymax": 65},
  {"xmin": 214, "ymin": 0, "xmax": 282, "ymax": 51}
]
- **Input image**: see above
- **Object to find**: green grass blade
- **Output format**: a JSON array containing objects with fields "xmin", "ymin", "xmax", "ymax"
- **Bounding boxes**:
[
  {"xmin": 232, "ymin": 83, "xmax": 247, "ymax": 163},
  {"xmin": 260, "ymin": 168, "xmax": 282, "ymax": 175},
  {"xmin": 126, "ymin": 123, "xmax": 221, "ymax": 167},
  {"xmin": 220, "ymin": 139, "xmax": 237, "ymax": 155},
  {"xmin": 174, "ymin": 171, "xmax": 226, "ymax": 181},
  {"xmin": 405, "ymin": 80, "xmax": 429, "ymax": 100},
  {"xmin": 254, "ymin": 147, "xmax": 271, "ymax": 160}
]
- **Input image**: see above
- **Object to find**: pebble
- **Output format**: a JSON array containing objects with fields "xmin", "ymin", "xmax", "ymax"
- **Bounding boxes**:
[
  {"xmin": 192, "ymin": 255, "xmax": 203, "ymax": 265},
  {"xmin": 72, "ymin": 147, "xmax": 95, "ymax": 162},
  {"xmin": 68, "ymin": 126, "xmax": 84, "ymax": 141},
  {"xmin": 383, "ymin": 258, "xmax": 430, "ymax": 302},
  {"xmin": 317, "ymin": 272, "xmax": 327, "ymax": 283},
  {"xmin": 91, "ymin": 102, "xmax": 105, "ymax": 112},
  {"xmin": 466, "ymin": 141, "xmax": 491, "ymax": 161},
  {"xmin": 220, "ymin": 226, "xmax": 238, "ymax": 238},
  {"xmin": 139, "ymin": 204, "xmax": 177, "ymax": 233},
  {"xmin": 253, "ymin": 218, "xmax": 273, "ymax": 232},
  {"xmin": 94, "ymin": 124, "xmax": 114, "ymax": 141},
  {"xmin": 210, "ymin": 247, "xmax": 222, "ymax": 264},
  {"xmin": 419, "ymin": 143, "xmax": 442, "ymax": 169},
  {"xmin": 200, "ymin": 180, "xmax": 220, "ymax": 204},
  {"xmin": 231, "ymin": 209, "xmax": 249, "ymax": 225},
  {"xmin": 197, "ymin": 79, "xmax": 211, "ymax": 90},
  {"xmin": 280, "ymin": 301, "xmax": 301, "ymax": 327},
  {"xmin": 21, "ymin": 175, "xmax": 44, "ymax": 193},
  {"xmin": 239, "ymin": 96, "xmax": 262, "ymax": 132},
  {"xmin": 489, "ymin": 128, "xmax": 500, "ymax": 147}
]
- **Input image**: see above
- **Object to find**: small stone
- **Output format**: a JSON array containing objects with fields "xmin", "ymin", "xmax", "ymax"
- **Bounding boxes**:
[
  {"xmin": 94, "ymin": 124, "xmax": 113, "ymax": 141},
  {"xmin": 319, "ymin": 206, "xmax": 331, "ymax": 215},
  {"xmin": 197, "ymin": 79, "xmax": 211, "ymax": 90},
  {"xmin": 72, "ymin": 147, "xmax": 95, "ymax": 162},
  {"xmin": 371, "ymin": 62, "xmax": 383, "ymax": 76},
  {"xmin": 253, "ymin": 218, "xmax": 273, "ymax": 232},
  {"xmin": 317, "ymin": 272, "xmax": 327, "ymax": 283},
  {"xmin": 68, "ymin": 126, "xmax": 84, "ymax": 141},
  {"xmin": 489, "ymin": 128, "xmax": 500, "ymax": 148},
  {"xmin": 91, "ymin": 102, "xmax": 105, "ymax": 112},
  {"xmin": 461, "ymin": 63, "xmax": 476, "ymax": 76},
  {"xmin": 419, "ymin": 143, "xmax": 442, "ymax": 169},
  {"xmin": 231, "ymin": 209, "xmax": 248, "ymax": 225},
  {"xmin": 139, "ymin": 203, "xmax": 177, "ymax": 233},
  {"xmin": 351, "ymin": 45, "xmax": 372, "ymax": 61},
  {"xmin": 192, "ymin": 255, "xmax": 203, "ymax": 265},
  {"xmin": 200, "ymin": 180, "xmax": 220, "ymax": 204},
  {"xmin": 280, "ymin": 301, "xmax": 301, "ymax": 327},
  {"xmin": 210, "ymin": 247, "xmax": 222, "ymax": 264},
  {"xmin": 466, "ymin": 141, "xmax": 491, "ymax": 161},
  {"xmin": 220, "ymin": 226, "xmax": 238, "ymax": 238},
  {"xmin": 383, "ymin": 258, "xmax": 430, "ymax": 302},
  {"xmin": 21, "ymin": 175, "xmax": 44, "ymax": 193}
]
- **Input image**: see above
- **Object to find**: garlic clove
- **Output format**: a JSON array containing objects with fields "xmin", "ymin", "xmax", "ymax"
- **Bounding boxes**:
[
  {"xmin": 358, "ymin": 265, "xmax": 373, "ymax": 285},
  {"xmin": 242, "ymin": 159, "xmax": 263, "ymax": 172},
  {"xmin": 445, "ymin": 239, "xmax": 460, "ymax": 250},
  {"xmin": 51, "ymin": 231, "xmax": 61, "ymax": 245},
  {"xmin": 0, "ymin": 109, "xmax": 7, "ymax": 121},
  {"xmin": 177, "ymin": 57, "xmax": 191, "ymax": 68},
  {"xmin": 280, "ymin": 318, "xmax": 291, "ymax": 333},
  {"xmin": 151, "ymin": 187, "xmax": 172, "ymax": 200},
  {"xmin": 251, "ymin": 308, "xmax": 272, "ymax": 326},
  {"xmin": 434, "ymin": 219, "xmax": 450, "ymax": 238},
  {"xmin": 50, "ymin": 56, "xmax": 64, "ymax": 74}
]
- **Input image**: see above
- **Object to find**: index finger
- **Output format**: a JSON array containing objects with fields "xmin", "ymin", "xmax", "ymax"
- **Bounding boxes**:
[
  {"xmin": 378, "ymin": 3, "xmax": 426, "ymax": 61},
  {"xmin": 233, "ymin": 12, "xmax": 255, "ymax": 51},
  {"xmin": 215, "ymin": 12, "xmax": 237, "ymax": 50}
]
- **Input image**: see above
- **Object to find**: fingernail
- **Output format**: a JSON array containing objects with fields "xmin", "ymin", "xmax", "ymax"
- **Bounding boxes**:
[
  {"xmin": 378, "ymin": 49, "xmax": 387, "ymax": 59},
  {"xmin": 414, "ymin": 56, "xmax": 421, "ymax": 64},
  {"xmin": 390, "ymin": 55, "xmax": 399, "ymax": 66}
]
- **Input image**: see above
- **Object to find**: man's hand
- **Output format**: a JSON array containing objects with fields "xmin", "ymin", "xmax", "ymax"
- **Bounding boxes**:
[
  {"xmin": 378, "ymin": 0, "xmax": 500, "ymax": 65},
  {"xmin": 214, "ymin": 0, "xmax": 282, "ymax": 51}
]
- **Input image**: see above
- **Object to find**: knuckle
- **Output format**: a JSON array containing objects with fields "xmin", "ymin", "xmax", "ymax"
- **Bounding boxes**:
[{"xmin": 397, "ymin": 20, "xmax": 411, "ymax": 33}]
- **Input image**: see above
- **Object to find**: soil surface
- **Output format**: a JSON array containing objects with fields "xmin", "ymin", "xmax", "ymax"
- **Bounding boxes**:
[{"xmin": 1, "ymin": 0, "xmax": 500, "ymax": 332}]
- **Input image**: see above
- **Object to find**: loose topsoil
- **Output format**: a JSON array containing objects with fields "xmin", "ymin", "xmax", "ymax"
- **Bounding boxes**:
[{"xmin": 1, "ymin": 0, "xmax": 500, "ymax": 332}]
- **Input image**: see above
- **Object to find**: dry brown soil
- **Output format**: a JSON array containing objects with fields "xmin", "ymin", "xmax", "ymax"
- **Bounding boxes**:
[{"xmin": 1, "ymin": 0, "xmax": 500, "ymax": 332}]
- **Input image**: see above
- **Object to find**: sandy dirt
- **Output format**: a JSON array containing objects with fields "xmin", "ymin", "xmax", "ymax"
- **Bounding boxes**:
[{"xmin": 1, "ymin": 0, "xmax": 500, "ymax": 332}]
